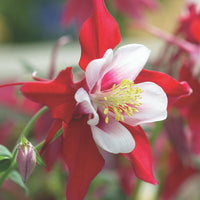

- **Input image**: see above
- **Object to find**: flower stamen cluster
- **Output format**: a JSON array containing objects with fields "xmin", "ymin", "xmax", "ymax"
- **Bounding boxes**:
[{"xmin": 100, "ymin": 79, "xmax": 143, "ymax": 123}]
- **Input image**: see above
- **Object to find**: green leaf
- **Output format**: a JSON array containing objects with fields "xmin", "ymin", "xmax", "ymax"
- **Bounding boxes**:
[
  {"xmin": 9, "ymin": 170, "xmax": 29, "ymax": 194},
  {"xmin": 0, "ymin": 145, "xmax": 12, "ymax": 158},
  {"xmin": 0, "ymin": 159, "xmax": 12, "ymax": 172},
  {"xmin": 35, "ymin": 151, "xmax": 46, "ymax": 168}
]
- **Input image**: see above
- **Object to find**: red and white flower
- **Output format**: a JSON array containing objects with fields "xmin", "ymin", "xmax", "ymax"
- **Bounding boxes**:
[
  {"xmin": 0, "ymin": 0, "xmax": 191, "ymax": 199},
  {"xmin": 75, "ymin": 44, "xmax": 167, "ymax": 154}
]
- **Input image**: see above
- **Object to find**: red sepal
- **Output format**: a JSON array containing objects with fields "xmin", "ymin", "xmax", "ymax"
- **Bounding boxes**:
[
  {"xmin": 20, "ymin": 68, "xmax": 77, "ymax": 123},
  {"xmin": 79, "ymin": 0, "xmax": 121, "ymax": 70},
  {"xmin": 135, "ymin": 69, "xmax": 192, "ymax": 107},
  {"xmin": 63, "ymin": 117, "xmax": 105, "ymax": 200},
  {"xmin": 121, "ymin": 125, "xmax": 158, "ymax": 184}
]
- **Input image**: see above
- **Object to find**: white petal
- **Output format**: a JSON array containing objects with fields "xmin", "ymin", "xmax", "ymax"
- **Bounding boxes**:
[
  {"xmin": 74, "ymin": 88, "xmax": 99, "ymax": 126},
  {"xmin": 101, "ymin": 44, "xmax": 150, "ymax": 89},
  {"xmin": 85, "ymin": 49, "xmax": 113, "ymax": 91},
  {"xmin": 123, "ymin": 82, "xmax": 168, "ymax": 126},
  {"xmin": 91, "ymin": 116, "xmax": 135, "ymax": 154}
]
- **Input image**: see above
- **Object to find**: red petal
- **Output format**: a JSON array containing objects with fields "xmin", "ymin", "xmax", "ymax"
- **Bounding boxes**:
[
  {"xmin": 20, "ymin": 68, "xmax": 77, "ymax": 123},
  {"xmin": 135, "ymin": 69, "xmax": 192, "ymax": 107},
  {"xmin": 79, "ymin": 0, "xmax": 121, "ymax": 70},
  {"xmin": 63, "ymin": 117, "xmax": 105, "ymax": 200},
  {"xmin": 121, "ymin": 125, "xmax": 158, "ymax": 184}
]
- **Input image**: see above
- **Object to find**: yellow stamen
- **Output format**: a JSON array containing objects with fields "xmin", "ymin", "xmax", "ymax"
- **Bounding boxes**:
[{"xmin": 102, "ymin": 79, "xmax": 143, "ymax": 123}]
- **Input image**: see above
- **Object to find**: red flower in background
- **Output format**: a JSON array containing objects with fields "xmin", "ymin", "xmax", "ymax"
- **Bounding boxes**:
[
  {"xmin": 61, "ymin": 0, "xmax": 158, "ymax": 29},
  {"xmin": 161, "ymin": 150, "xmax": 197, "ymax": 200},
  {"xmin": 170, "ymin": 1, "xmax": 200, "ymax": 155},
  {"xmin": 177, "ymin": 1, "xmax": 200, "ymax": 43},
  {"xmin": 61, "ymin": 0, "xmax": 93, "ymax": 29},
  {"xmin": 111, "ymin": 0, "xmax": 157, "ymax": 20},
  {"xmin": 175, "ymin": 64, "xmax": 200, "ymax": 154}
]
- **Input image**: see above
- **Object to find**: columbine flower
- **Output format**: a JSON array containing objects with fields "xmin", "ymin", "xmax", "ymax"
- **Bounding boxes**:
[
  {"xmin": 111, "ymin": 0, "xmax": 158, "ymax": 20},
  {"xmin": 16, "ymin": 139, "xmax": 36, "ymax": 183},
  {"xmin": 175, "ymin": 64, "xmax": 200, "ymax": 154},
  {"xmin": 75, "ymin": 44, "xmax": 167, "ymax": 154},
  {"xmin": 161, "ymin": 150, "xmax": 198, "ymax": 200},
  {"xmin": 6, "ymin": 0, "xmax": 191, "ymax": 199}
]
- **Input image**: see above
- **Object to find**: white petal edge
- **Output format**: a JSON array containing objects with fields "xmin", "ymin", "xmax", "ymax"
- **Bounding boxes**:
[
  {"xmin": 122, "ymin": 82, "xmax": 168, "ymax": 126},
  {"xmin": 100, "ymin": 44, "xmax": 150, "ymax": 90},
  {"xmin": 91, "ymin": 116, "xmax": 135, "ymax": 154},
  {"xmin": 74, "ymin": 88, "xmax": 99, "ymax": 126},
  {"xmin": 112, "ymin": 44, "xmax": 150, "ymax": 81},
  {"xmin": 85, "ymin": 49, "xmax": 113, "ymax": 91}
]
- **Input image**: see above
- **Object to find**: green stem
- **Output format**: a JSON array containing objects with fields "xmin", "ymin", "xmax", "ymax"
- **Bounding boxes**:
[
  {"xmin": 17, "ymin": 106, "xmax": 48, "ymax": 143},
  {"xmin": 149, "ymin": 122, "xmax": 163, "ymax": 148},
  {"xmin": 130, "ymin": 180, "xmax": 142, "ymax": 199}
]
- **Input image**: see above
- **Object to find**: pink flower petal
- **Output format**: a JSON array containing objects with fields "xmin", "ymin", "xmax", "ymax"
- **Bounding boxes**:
[{"xmin": 101, "ymin": 44, "xmax": 150, "ymax": 91}]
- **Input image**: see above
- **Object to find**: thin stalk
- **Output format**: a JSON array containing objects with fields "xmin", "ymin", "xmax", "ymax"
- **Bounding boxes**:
[
  {"xmin": 17, "ymin": 106, "xmax": 48, "ymax": 143},
  {"xmin": 134, "ymin": 21, "xmax": 198, "ymax": 54},
  {"xmin": 48, "ymin": 36, "xmax": 71, "ymax": 79}
]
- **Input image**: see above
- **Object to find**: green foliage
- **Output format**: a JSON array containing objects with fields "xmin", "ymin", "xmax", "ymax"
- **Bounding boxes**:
[
  {"xmin": 0, "ymin": 159, "xmax": 12, "ymax": 172},
  {"xmin": 9, "ymin": 170, "xmax": 29, "ymax": 194},
  {"xmin": 0, "ymin": 145, "xmax": 12, "ymax": 172},
  {"xmin": 0, "ymin": 145, "xmax": 12, "ymax": 159}
]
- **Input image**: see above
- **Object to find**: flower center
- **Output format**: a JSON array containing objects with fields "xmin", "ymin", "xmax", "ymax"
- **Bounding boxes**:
[{"xmin": 95, "ymin": 79, "xmax": 143, "ymax": 123}]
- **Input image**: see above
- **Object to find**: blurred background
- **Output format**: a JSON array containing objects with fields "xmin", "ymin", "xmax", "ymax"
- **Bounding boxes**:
[{"xmin": 0, "ymin": 0, "xmax": 183, "ymax": 80}]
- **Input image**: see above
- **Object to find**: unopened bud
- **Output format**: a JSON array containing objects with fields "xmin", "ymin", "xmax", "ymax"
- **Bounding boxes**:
[{"xmin": 16, "ymin": 140, "xmax": 36, "ymax": 183}]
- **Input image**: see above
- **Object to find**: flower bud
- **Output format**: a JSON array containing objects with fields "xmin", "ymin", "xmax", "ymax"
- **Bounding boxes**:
[{"xmin": 16, "ymin": 140, "xmax": 36, "ymax": 183}]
